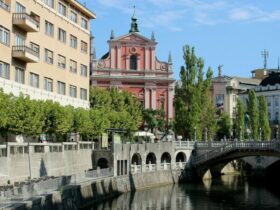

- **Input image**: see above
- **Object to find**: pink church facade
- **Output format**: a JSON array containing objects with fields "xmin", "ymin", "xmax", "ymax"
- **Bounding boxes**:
[{"xmin": 91, "ymin": 17, "xmax": 175, "ymax": 121}]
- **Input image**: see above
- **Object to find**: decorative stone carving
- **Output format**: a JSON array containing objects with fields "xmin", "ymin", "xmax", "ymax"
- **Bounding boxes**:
[{"xmin": 97, "ymin": 60, "xmax": 105, "ymax": 69}]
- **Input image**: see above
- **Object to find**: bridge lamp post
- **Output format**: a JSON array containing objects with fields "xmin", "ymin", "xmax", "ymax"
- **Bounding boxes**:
[
  {"xmin": 194, "ymin": 126, "xmax": 197, "ymax": 141},
  {"xmin": 276, "ymin": 124, "xmax": 279, "ymax": 141},
  {"xmin": 205, "ymin": 128, "xmax": 208, "ymax": 142},
  {"xmin": 239, "ymin": 126, "xmax": 242, "ymax": 141}
]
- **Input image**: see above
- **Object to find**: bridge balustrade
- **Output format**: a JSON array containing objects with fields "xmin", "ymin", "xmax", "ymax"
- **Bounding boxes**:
[{"xmin": 193, "ymin": 141, "xmax": 280, "ymax": 166}]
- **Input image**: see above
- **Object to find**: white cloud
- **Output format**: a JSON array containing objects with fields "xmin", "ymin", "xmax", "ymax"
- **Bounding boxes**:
[{"xmin": 83, "ymin": 0, "xmax": 280, "ymax": 29}]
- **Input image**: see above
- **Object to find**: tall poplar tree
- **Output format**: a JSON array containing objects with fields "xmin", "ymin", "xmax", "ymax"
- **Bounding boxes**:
[
  {"xmin": 258, "ymin": 96, "xmax": 271, "ymax": 141},
  {"xmin": 174, "ymin": 45, "xmax": 216, "ymax": 141},
  {"xmin": 235, "ymin": 98, "xmax": 245, "ymax": 140},
  {"xmin": 248, "ymin": 90, "xmax": 259, "ymax": 140}
]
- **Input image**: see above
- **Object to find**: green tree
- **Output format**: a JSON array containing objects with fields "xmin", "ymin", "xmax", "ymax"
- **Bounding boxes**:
[
  {"xmin": 258, "ymin": 96, "xmax": 271, "ymax": 141},
  {"xmin": 90, "ymin": 108, "xmax": 110, "ymax": 137},
  {"xmin": 174, "ymin": 45, "xmax": 215, "ymax": 140},
  {"xmin": 89, "ymin": 87, "xmax": 143, "ymax": 134},
  {"xmin": 0, "ymin": 90, "xmax": 12, "ymax": 139},
  {"xmin": 235, "ymin": 98, "xmax": 245, "ymax": 140},
  {"xmin": 248, "ymin": 90, "xmax": 259, "ymax": 140},
  {"xmin": 73, "ymin": 108, "xmax": 93, "ymax": 140},
  {"xmin": 143, "ymin": 108, "xmax": 165, "ymax": 133},
  {"xmin": 216, "ymin": 113, "xmax": 231, "ymax": 140}
]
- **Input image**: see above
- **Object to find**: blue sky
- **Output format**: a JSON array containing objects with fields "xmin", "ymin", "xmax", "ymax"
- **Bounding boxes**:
[{"xmin": 81, "ymin": 0, "xmax": 280, "ymax": 80}]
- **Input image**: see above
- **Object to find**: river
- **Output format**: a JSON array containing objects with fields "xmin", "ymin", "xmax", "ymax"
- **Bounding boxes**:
[{"xmin": 84, "ymin": 175, "xmax": 280, "ymax": 210}]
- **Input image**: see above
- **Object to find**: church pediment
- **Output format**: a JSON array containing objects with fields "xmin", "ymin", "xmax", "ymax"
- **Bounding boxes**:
[{"xmin": 110, "ymin": 33, "xmax": 156, "ymax": 45}]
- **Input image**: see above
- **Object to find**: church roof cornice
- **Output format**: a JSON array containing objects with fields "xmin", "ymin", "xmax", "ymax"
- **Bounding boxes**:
[{"xmin": 108, "ymin": 32, "xmax": 157, "ymax": 45}]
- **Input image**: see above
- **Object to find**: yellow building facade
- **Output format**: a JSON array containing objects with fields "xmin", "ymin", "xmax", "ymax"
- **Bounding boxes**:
[{"xmin": 0, "ymin": 0, "xmax": 95, "ymax": 108}]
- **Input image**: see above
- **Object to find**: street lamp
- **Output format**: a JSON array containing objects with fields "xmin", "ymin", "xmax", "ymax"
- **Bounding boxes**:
[
  {"xmin": 194, "ymin": 126, "xmax": 197, "ymax": 141},
  {"xmin": 276, "ymin": 125, "xmax": 279, "ymax": 141},
  {"xmin": 239, "ymin": 126, "xmax": 242, "ymax": 141},
  {"xmin": 205, "ymin": 128, "xmax": 208, "ymax": 142}
]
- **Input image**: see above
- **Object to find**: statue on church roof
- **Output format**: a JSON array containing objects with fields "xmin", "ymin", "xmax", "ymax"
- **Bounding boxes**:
[{"xmin": 129, "ymin": 6, "xmax": 139, "ymax": 33}]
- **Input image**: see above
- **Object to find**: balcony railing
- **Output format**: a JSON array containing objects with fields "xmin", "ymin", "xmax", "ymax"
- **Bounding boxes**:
[
  {"xmin": 12, "ymin": 45, "xmax": 39, "ymax": 63},
  {"xmin": 0, "ymin": 1, "xmax": 10, "ymax": 12},
  {"xmin": 13, "ymin": 13, "xmax": 40, "ymax": 32}
]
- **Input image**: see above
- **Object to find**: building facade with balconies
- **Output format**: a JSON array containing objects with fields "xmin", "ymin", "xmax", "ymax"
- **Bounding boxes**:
[
  {"xmin": 0, "ymin": 0, "xmax": 95, "ymax": 108},
  {"xmin": 91, "ymin": 14, "xmax": 175, "ymax": 120}
]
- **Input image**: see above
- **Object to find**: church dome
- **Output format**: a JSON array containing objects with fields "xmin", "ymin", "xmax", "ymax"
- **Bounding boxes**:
[{"xmin": 260, "ymin": 72, "xmax": 280, "ymax": 86}]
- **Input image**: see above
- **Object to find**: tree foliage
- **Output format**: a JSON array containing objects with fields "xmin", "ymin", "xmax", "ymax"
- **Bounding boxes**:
[
  {"xmin": 248, "ymin": 90, "xmax": 259, "ymax": 140},
  {"xmin": 142, "ymin": 108, "xmax": 165, "ymax": 133},
  {"xmin": 216, "ymin": 113, "xmax": 231, "ymax": 140},
  {"xmin": 235, "ymin": 98, "xmax": 245, "ymax": 140},
  {"xmin": 258, "ymin": 96, "xmax": 271, "ymax": 141},
  {"xmin": 174, "ymin": 45, "xmax": 216, "ymax": 141}
]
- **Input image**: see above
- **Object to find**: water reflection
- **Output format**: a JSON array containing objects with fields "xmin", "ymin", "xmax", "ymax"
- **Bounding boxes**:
[{"xmin": 85, "ymin": 175, "xmax": 280, "ymax": 210}]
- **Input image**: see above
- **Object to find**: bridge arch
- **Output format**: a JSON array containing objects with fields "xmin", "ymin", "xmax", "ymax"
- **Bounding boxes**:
[
  {"xmin": 176, "ymin": 152, "xmax": 187, "ymax": 162},
  {"xmin": 146, "ymin": 152, "xmax": 157, "ymax": 164},
  {"xmin": 131, "ymin": 153, "xmax": 142, "ymax": 165},
  {"xmin": 97, "ymin": 158, "xmax": 109, "ymax": 169},
  {"xmin": 161, "ymin": 152, "xmax": 171, "ymax": 163}
]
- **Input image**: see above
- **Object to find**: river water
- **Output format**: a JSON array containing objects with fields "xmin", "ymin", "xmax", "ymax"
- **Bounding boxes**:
[{"xmin": 85, "ymin": 175, "xmax": 280, "ymax": 210}]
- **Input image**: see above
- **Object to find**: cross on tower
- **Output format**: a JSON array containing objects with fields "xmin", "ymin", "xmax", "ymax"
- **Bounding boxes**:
[{"xmin": 261, "ymin": 49, "xmax": 269, "ymax": 69}]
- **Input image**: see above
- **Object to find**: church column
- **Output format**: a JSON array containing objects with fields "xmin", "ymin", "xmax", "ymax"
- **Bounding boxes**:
[
  {"xmin": 110, "ymin": 45, "xmax": 116, "ymax": 68},
  {"xmin": 151, "ymin": 47, "xmax": 155, "ymax": 70},
  {"xmin": 126, "ymin": 55, "xmax": 129, "ymax": 70},
  {"xmin": 151, "ymin": 88, "xmax": 156, "ymax": 109},
  {"xmin": 117, "ymin": 44, "xmax": 121, "ymax": 69},
  {"xmin": 145, "ymin": 46, "xmax": 149, "ymax": 70},
  {"xmin": 145, "ymin": 88, "xmax": 150, "ymax": 109},
  {"xmin": 168, "ymin": 87, "xmax": 174, "ymax": 119}
]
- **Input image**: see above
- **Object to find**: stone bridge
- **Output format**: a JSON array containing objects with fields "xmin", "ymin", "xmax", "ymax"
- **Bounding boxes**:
[{"xmin": 192, "ymin": 141, "xmax": 280, "ymax": 178}]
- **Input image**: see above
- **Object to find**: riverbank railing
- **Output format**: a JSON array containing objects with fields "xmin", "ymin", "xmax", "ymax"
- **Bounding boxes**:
[{"xmin": 0, "ymin": 168, "xmax": 113, "ymax": 203}]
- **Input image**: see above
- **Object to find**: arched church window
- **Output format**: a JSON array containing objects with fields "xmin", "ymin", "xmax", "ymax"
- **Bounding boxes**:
[{"xmin": 130, "ymin": 55, "xmax": 137, "ymax": 70}]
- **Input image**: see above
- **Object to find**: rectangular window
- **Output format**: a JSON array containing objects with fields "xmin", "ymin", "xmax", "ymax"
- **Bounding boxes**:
[
  {"xmin": 0, "ymin": 25, "xmax": 10, "ymax": 46},
  {"xmin": 44, "ymin": 77, "xmax": 53, "ymax": 92},
  {"xmin": 57, "ymin": 81, "xmax": 65, "ymax": 95},
  {"xmin": 0, "ymin": 61, "xmax": 9, "ymax": 79},
  {"xmin": 70, "ymin": 10, "xmax": 77, "ymax": 23},
  {"xmin": 58, "ymin": 2, "xmax": 66, "ymax": 16},
  {"xmin": 29, "ymin": 72, "xmax": 39, "ymax": 88},
  {"xmin": 58, "ymin": 28, "xmax": 66, "ymax": 43},
  {"xmin": 69, "ymin": 85, "xmax": 77, "ymax": 98},
  {"xmin": 80, "ymin": 88, "xmax": 87, "ymax": 100},
  {"xmin": 42, "ymin": 0, "xmax": 54, "ymax": 8},
  {"xmin": 70, "ymin": 59, "xmax": 77, "ymax": 73},
  {"xmin": 15, "ymin": 34, "xmax": 25, "ymax": 46},
  {"xmin": 45, "ymin": 21, "xmax": 54, "ymax": 37},
  {"xmin": 81, "ymin": 17, "xmax": 88, "ymax": 29},
  {"xmin": 16, "ymin": 2, "xmax": 25, "ymax": 13},
  {"xmin": 30, "ymin": 42, "xmax": 39, "ymax": 54},
  {"xmin": 80, "ymin": 64, "xmax": 87, "ymax": 77},
  {"xmin": 45, "ymin": 48, "xmax": 53, "ymax": 64},
  {"xmin": 15, "ymin": 67, "xmax": 24, "ymax": 84},
  {"xmin": 81, "ymin": 41, "xmax": 88, "ymax": 53},
  {"xmin": 70, "ymin": 35, "xmax": 77, "ymax": 48},
  {"xmin": 58, "ymin": 54, "xmax": 66, "ymax": 69},
  {"xmin": 0, "ymin": 0, "xmax": 10, "ymax": 11}
]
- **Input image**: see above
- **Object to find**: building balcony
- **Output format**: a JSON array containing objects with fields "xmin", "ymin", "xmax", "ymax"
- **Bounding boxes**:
[
  {"xmin": 0, "ymin": 1, "xmax": 10, "ymax": 12},
  {"xmin": 12, "ymin": 45, "xmax": 39, "ymax": 63},
  {"xmin": 13, "ymin": 13, "xmax": 39, "ymax": 32}
]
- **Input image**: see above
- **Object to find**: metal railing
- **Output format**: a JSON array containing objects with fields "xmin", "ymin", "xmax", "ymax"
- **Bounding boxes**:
[
  {"xmin": 13, "ymin": 13, "xmax": 39, "ymax": 29},
  {"xmin": 193, "ymin": 141, "xmax": 280, "ymax": 166},
  {"xmin": 12, "ymin": 45, "xmax": 39, "ymax": 58},
  {"xmin": 0, "ymin": 1, "xmax": 10, "ymax": 12}
]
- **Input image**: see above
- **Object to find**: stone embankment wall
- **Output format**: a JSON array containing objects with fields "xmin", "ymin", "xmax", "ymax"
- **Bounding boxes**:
[
  {"xmin": 5, "ymin": 170, "xmax": 184, "ymax": 210},
  {"xmin": 0, "ymin": 142, "xmax": 94, "ymax": 185}
]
